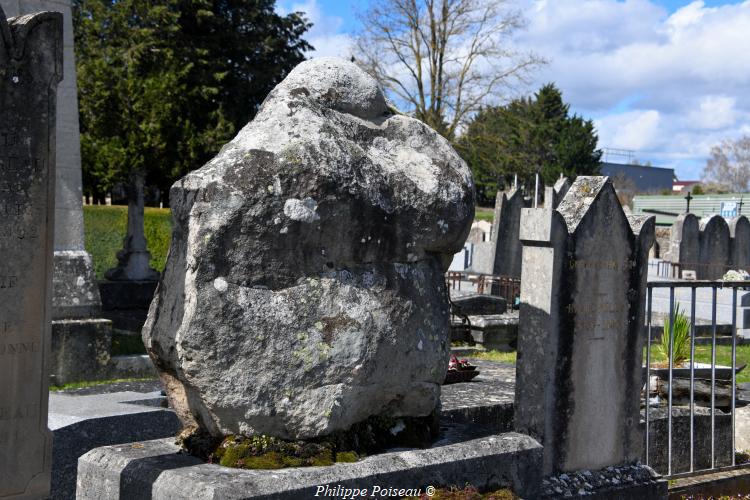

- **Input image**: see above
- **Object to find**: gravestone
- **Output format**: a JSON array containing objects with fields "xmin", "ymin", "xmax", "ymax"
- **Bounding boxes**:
[
  {"xmin": 668, "ymin": 213, "xmax": 699, "ymax": 272},
  {"xmin": 728, "ymin": 216, "xmax": 750, "ymax": 271},
  {"xmin": 1, "ymin": 0, "xmax": 113, "ymax": 387},
  {"xmin": 0, "ymin": 8, "xmax": 62, "ymax": 499},
  {"xmin": 0, "ymin": 0, "xmax": 102, "ymax": 319},
  {"xmin": 698, "ymin": 215, "xmax": 730, "ymax": 279},
  {"xmin": 515, "ymin": 176, "xmax": 654, "ymax": 474},
  {"xmin": 489, "ymin": 189, "xmax": 529, "ymax": 279},
  {"xmin": 544, "ymin": 177, "xmax": 570, "ymax": 210}
]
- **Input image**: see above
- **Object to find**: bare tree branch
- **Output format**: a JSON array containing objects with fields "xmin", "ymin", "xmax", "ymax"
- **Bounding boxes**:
[{"xmin": 353, "ymin": 0, "xmax": 545, "ymax": 139}]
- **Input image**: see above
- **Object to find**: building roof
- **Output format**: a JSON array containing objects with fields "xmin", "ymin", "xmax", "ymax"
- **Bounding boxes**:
[{"xmin": 600, "ymin": 162, "xmax": 675, "ymax": 193}]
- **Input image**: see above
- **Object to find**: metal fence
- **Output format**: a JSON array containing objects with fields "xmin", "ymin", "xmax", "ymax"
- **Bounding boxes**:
[
  {"xmin": 445, "ymin": 271, "xmax": 521, "ymax": 305},
  {"xmin": 644, "ymin": 280, "xmax": 749, "ymax": 478}
]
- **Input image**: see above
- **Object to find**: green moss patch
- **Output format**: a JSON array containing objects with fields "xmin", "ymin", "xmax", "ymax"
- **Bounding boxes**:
[
  {"xmin": 210, "ymin": 436, "xmax": 339, "ymax": 469},
  {"xmin": 404, "ymin": 486, "xmax": 517, "ymax": 499},
  {"xmin": 190, "ymin": 413, "xmax": 439, "ymax": 471}
]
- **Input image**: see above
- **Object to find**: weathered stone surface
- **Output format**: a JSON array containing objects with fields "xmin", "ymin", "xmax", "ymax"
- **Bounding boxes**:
[
  {"xmin": 0, "ymin": 0, "xmax": 103, "ymax": 320},
  {"xmin": 729, "ymin": 215, "xmax": 750, "ymax": 271},
  {"xmin": 143, "ymin": 57, "xmax": 475, "ymax": 441},
  {"xmin": 515, "ymin": 176, "xmax": 655, "ymax": 475},
  {"xmin": 50, "ymin": 319, "xmax": 111, "ymax": 385},
  {"xmin": 76, "ymin": 432, "xmax": 542, "ymax": 500},
  {"xmin": 0, "ymin": 7, "xmax": 62, "ymax": 498},
  {"xmin": 489, "ymin": 189, "xmax": 529, "ymax": 279},
  {"xmin": 698, "ymin": 214, "xmax": 730, "ymax": 279},
  {"xmin": 668, "ymin": 213, "xmax": 699, "ymax": 271}
]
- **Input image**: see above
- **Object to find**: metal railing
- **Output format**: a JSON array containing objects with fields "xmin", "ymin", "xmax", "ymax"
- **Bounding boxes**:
[
  {"xmin": 445, "ymin": 271, "xmax": 521, "ymax": 306},
  {"xmin": 644, "ymin": 280, "xmax": 749, "ymax": 478}
]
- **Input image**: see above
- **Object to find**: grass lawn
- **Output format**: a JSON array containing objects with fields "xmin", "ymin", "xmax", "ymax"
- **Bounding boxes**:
[
  {"xmin": 647, "ymin": 344, "xmax": 750, "ymax": 384},
  {"xmin": 83, "ymin": 205, "xmax": 172, "ymax": 279},
  {"xmin": 466, "ymin": 350, "xmax": 517, "ymax": 364},
  {"xmin": 466, "ymin": 346, "xmax": 750, "ymax": 384},
  {"xmin": 475, "ymin": 206, "xmax": 494, "ymax": 222},
  {"xmin": 49, "ymin": 377, "xmax": 156, "ymax": 392}
]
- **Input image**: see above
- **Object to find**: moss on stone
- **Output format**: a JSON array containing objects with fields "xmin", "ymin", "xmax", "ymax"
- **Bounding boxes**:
[
  {"xmin": 193, "ymin": 412, "xmax": 439, "ymax": 471},
  {"xmin": 335, "ymin": 451, "xmax": 358, "ymax": 463}
]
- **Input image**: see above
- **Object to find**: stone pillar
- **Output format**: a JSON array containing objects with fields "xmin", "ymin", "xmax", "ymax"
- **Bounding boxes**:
[
  {"xmin": 515, "ymin": 176, "xmax": 655, "ymax": 475},
  {"xmin": 489, "ymin": 188, "xmax": 530, "ymax": 279},
  {"xmin": 0, "ymin": 0, "xmax": 102, "ymax": 319},
  {"xmin": 0, "ymin": 8, "xmax": 62, "ymax": 498}
]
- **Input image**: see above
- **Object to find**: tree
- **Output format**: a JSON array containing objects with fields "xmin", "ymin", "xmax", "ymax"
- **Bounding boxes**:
[
  {"xmin": 702, "ymin": 135, "xmax": 750, "ymax": 193},
  {"xmin": 74, "ymin": 0, "xmax": 312, "ymax": 203},
  {"xmin": 353, "ymin": 0, "xmax": 543, "ymax": 139},
  {"xmin": 455, "ymin": 83, "xmax": 601, "ymax": 204}
]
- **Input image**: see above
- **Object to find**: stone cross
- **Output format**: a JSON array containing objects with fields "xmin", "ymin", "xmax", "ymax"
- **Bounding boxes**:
[
  {"xmin": 0, "ymin": 7, "xmax": 62, "ymax": 499},
  {"xmin": 515, "ymin": 176, "xmax": 654, "ymax": 475},
  {"xmin": 684, "ymin": 191, "xmax": 693, "ymax": 213}
]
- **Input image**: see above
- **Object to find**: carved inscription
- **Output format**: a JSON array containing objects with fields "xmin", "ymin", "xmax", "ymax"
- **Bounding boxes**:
[
  {"xmin": 0, "ymin": 342, "xmax": 40, "ymax": 356},
  {"xmin": 0, "ymin": 404, "xmax": 37, "ymax": 421},
  {"xmin": 566, "ymin": 260, "xmax": 630, "ymax": 338}
]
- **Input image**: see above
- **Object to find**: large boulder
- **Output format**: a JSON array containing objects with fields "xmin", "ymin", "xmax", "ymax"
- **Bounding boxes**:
[{"xmin": 143, "ymin": 57, "xmax": 475, "ymax": 441}]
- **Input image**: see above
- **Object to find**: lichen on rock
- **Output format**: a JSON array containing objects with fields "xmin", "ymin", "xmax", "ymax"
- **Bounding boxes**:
[{"xmin": 142, "ymin": 57, "xmax": 475, "ymax": 446}]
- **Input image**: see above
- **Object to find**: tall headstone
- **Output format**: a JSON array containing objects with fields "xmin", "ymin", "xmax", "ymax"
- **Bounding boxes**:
[
  {"xmin": 515, "ymin": 177, "xmax": 654, "ymax": 475},
  {"xmin": 728, "ymin": 216, "xmax": 750, "ymax": 271},
  {"xmin": 668, "ymin": 213, "xmax": 699, "ymax": 272},
  {"xmin": 0, "ymin": 0, "xmax": 102, "ymax": 319},
  {"xmin": 0, "ymin": 8, "xmax": 62, "ymax": 498},
  {"xmin": 698, "ymin": 215, "xmax": 730, "ymax": 279},
  {"xmin": 489, "ymin": 188, "xmax": 529, "ymax": 279}
]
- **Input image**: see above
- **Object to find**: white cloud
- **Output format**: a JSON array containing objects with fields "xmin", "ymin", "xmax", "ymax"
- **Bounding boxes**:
[
  {"xmin": 278, "ymin": 0, "xmax": 353, "ymax": 58},
  {"xmin": 515, "ymin": 0, "xmax": 750, "ymax": 179},
  {"xmin": 595, "ymin": 110, "xmax": 662, "ymax": 151}
]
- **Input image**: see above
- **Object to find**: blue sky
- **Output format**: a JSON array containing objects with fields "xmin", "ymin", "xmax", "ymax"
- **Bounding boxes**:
[{"xmin": 278, "ymin": 1, "xmax": 750, "ymax": 180}]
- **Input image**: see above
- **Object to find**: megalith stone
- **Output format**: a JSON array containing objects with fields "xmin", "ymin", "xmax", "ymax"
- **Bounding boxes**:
[
  {"xmin": 515, "ymin": 177, "xmax": 654, "ymax": 475},
  {"xmin": 728, "ymin": 216, "xmax": 750, "ymax": 271},
  {"xmin": 0, "ymin": 7, "xmax": 62, "ymax": 498},
  {"xmin": 698, "ymin": 215, "xmax": 730, "ymax": 279},
  {"xmin": 142, "ymin": 57, "xmax": 475, "ymax": 441},
  {"xmin": 668, "ymin": 213, "xmax": 699, "ymax": 272}
]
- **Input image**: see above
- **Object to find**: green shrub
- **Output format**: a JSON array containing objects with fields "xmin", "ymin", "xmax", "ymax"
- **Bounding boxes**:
[
  {"xmin": 83, "ymin": 206, "xmax": 172, "ymax": 279},
  {"xmin": 657, "ymin": 303, "xmax": 691, "ymax": 365}
]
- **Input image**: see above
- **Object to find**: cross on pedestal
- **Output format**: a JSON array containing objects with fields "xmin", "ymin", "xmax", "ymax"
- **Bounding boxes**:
[{"xmin": 685, "ymin": 191, "xmax": 693, "ymax": 213}]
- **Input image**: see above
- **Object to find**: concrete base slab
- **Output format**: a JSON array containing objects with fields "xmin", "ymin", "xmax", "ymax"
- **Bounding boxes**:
[
  {"xmin": 77, "ymin": 431, "xmax": 543, "ymax": 500},
  {"xmin": 50, "ymin": 389, "xmax": 180, "ymax": 500}
]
